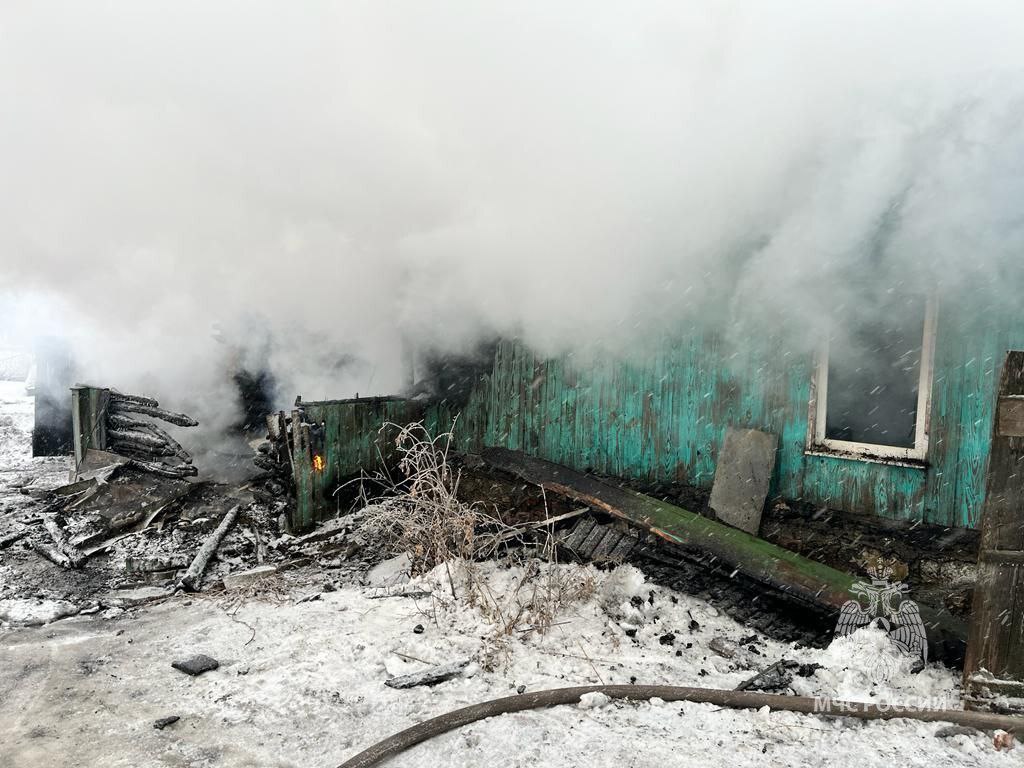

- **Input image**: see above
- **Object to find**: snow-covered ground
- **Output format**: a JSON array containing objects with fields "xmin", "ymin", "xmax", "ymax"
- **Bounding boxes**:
[
  {"xmin": 0, "ymin": 379, "xmax": 36, "ymax": 469},
  {"xmin": 0, "ymin": 559, "xmax": 1014, "ymax": 768},
  {"xmin": 0, "ymin": 379, "xmax": 68, "ymax": 498},
  {"xmin": 0, "ymin": 380, "xmax": 1015, "ymax": 767}
]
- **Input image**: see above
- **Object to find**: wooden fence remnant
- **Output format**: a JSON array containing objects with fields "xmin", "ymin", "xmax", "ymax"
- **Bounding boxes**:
[
  {"xmin": 964, "ymin": 350, "xmax": 1024, "ymax": 708},
  {"xmin": 287, "ymin": 396, "xmax": 424, "ymax": 532},
  {"xmin": 71, "ymin": 386, "xmax": 198, "ymax": 480}
]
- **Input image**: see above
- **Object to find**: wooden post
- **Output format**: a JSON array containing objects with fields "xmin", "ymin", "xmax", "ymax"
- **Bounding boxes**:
[
  {"xmin": 964, "ymin": 350, "xmax": 1024, "ymax": 707},
  {"xmin": 70, "ymin": 386, "xmax": 110, "ymax": 479}
]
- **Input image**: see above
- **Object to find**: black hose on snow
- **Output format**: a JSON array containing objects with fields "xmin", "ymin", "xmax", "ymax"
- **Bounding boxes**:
[{"xmin": 336, "ymin": 684, "xmax": 1024, "ymax": 768}]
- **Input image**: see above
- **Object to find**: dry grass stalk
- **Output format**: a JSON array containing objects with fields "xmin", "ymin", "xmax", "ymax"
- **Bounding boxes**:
[
  {"xmin": 358, "ymin": 421, "xmax": 599, "ymax": 668},
  {"xmin": 357, "ymin": 421, "xmax": 511, "ymax": 575}
]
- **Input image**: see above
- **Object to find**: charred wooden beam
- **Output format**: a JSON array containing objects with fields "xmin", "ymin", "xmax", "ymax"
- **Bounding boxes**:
[
  {"xmin": 110, "ymin": 440, "xmax": 176, "ymax": 458},
  {"xmin": 108, "ymin": 392, "xmax": 159, "ymax": 408},
  {"xmin": 41, "ymin": 516, "xmax": 87, "ymax": 569},
  {"xmin": 108, "ymin": 428, "xmax": 188, "ymax": 460},
  {"xmin": 32, "ymin": 541, "xmax": 74, "ymax": 568},
  {"xmin": 0, "ymin": 529, "xmax": 29, "ymax": 549},
  {"xmin": 107, "ymin": 413, "xmax": 152, "ymax": 431},
  {"xmin": 108, "ymin": 414, "xmax": 192, "ymax": 463},
  {"xmin": 384, "ymin": 659, "xmax": 471, "ymax": 689},
  {"xmin": 481, "ymin": 447, "xmax": 967, "ymax": 660},
  {"xmin": 126, "ymin": 459, "xmax": 198, "ymax": 478},
  {"xmin": 108, "ymin": 402, "xmax": 198, "ymax": 428},
  {"xmin": 179, "ymin": 504, "xmax": 241, "ymax": 591}
]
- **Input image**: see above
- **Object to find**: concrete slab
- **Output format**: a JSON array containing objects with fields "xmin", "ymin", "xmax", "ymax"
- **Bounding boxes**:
[{"xmin": 708, "ymin": 427, "xmax": 778, "ymax": 535}]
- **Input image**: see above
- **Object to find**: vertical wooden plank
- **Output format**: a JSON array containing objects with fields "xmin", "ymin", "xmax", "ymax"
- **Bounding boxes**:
[
  {"xmin": 922, "ymin": 306, "xmax": 966, "ymax": 527},
  {"xmin": 70, "ymin": 386, "xmax": 110, "ymax": 479},
  {"xmin": 964, "ymin": 350, "xmax": 1024, "ymax": 705}
]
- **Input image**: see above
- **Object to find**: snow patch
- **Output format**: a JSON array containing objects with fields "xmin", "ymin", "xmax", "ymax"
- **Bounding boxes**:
[
  {"xmin": 578, "ymin": 691, "xmax": 610, "ymax": 709},
  {"xmin": 0, "ymin": 598, "xmax": 79, "ymax": 626}
]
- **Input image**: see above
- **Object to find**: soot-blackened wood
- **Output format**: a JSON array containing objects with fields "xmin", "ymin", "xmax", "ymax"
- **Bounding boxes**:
[
  {"xmin": 127, "ymin": 458, "xmax": 198, "ymax": 479},
  {"xmin": 108, "ymin": 392, "xmax": 159, "ymax": 408},
  {"xmin": 108, "ymin": 401, "xmax": 199, "ymax": 428},
  {"xmin": 32, "ymin": 541, "xmax": 73, "ymax": 568},
  {"xmin": 179, "ymin": 504, "xmax": 241, "ymax": 592},
  {"xmin": 108, "ymin": 428, "xmax": 176, "ymax": 453},
  {"xmin": 42, "ymin": 516, "xmax": 87, "ymax": 568},
  {"xmin": 384, "ymin": 659, "xmax": 471, "ymax": 689},
  {"xmin": 481, "ymin": 447, "xmax": 967, "ymax": 659},
  {"xmin": 108, "ymin": 415, "xmax": 191, "ymax": 463},
  {"xmin": 964, "ymin": 350, "xmax": 1024, "ymax": 705},
  {"xmin": 107, "ymin": 413, "xmax": 156, "ymax": 432}
]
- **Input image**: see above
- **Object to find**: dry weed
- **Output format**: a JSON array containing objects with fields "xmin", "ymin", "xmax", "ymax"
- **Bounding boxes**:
[{"xmin": 357, "ymin": 421, "xmax": 600, "ymax": 668}]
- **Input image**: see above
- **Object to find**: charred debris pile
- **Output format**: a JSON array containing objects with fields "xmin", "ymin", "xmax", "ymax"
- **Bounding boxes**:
[{"xmin": 0, "ymin": 388, "xmax": 972, "ymax": 665}]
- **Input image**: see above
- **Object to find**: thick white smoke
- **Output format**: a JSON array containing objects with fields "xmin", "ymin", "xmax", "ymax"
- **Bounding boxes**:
[{"xmin": 2, "ymin": 1, "xmax": 1024, "ymax": 452}]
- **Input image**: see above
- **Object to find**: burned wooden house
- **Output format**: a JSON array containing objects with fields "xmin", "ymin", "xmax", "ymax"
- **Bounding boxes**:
[{"xmin": 276, "ymin": 292, "xmax": 1024, "ymax": 708}]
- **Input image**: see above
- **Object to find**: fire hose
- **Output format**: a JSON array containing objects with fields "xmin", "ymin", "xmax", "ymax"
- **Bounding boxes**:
[{"xmin": 336, "ymin": 684, "xmax": 1024, "ymax": 768}]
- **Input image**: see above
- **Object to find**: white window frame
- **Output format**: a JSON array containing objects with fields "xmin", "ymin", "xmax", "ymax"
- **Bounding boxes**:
[{"xmin": 806, "ymin": 296, "xmax": 937, "ymax": 466}]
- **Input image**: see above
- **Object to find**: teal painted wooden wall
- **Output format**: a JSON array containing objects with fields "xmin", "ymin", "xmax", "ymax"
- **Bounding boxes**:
[{"xmin": 434, "ymin": 306, "xmax": 1024, "ymax": 529}]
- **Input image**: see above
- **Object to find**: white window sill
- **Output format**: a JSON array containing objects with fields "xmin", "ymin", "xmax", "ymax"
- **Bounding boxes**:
[{"xmin": 804, "ymin": 446, "xmax": 928, "ymax": 470}]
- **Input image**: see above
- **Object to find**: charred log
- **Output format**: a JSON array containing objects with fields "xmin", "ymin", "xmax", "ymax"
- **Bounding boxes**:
[
  {"xmin": 108, "ymin": 402, "xmax": 199, "ymax": 428},
  {"xmin": 86, "ymin": 390, "xmax": 200, "ymax": 477},
  {"xmin": 32, "ymin": 541, "xmax": 74, "ymax": 568},
  {"xmin": 179, "ymin": 504, "xmax": 241, "ymax": 591},
  {"xmin": 108, "ymin": 414, "xmax": 192, "ymax": 463},
  {"xmin": 126, "ymin": 459, "xmax": 198, "ymax": 478},
  {"xmin": 109, "ymin": 441, "xmax": 165, "ymax": 457},
  {"xmin": 108, "ymin": 392, "xmax": 160, "ymax": 408},
  {"xmin": 41, "ymin": 516, "xmax": 87, "ymax": 569}
]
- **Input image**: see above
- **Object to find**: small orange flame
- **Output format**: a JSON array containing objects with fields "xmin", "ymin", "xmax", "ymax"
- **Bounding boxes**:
[{"xmin": 312, "ymin": 454, "xmax": 325, "ymax": 472}]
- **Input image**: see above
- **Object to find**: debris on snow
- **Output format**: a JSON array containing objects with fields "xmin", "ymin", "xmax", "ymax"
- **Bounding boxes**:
[
  {"xmin": 936, "ymin": 725, "xmax": 980, "ymax": 738},
  {"xmin": 385, "ymin": 657, "xmax": 472, "ymax": 689},
  {"xmin": 223, "ymin": 565, "xmax": 278, "ymax": 590},
  {"xmin": 993, "ymin": 731, "xmax": 1016, "ymax": 751},
  {"xmin": 179, "ymin": 504, "xmax": 241, "ymax": 591},
  {"xmin": 709, "ymin": 637, "xmax": 739, "ymax": 659},
  {"xmin": 171, "ymin": 654, "xmax": 220, "ymax": 677},
  {"xmin": 102, "ymin": 586, "xmax": 174, "ymax": 608}
]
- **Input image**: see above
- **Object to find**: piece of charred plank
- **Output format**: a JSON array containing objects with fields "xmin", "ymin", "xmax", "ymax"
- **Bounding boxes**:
[
  {"xmin": 107, "ymin": 428, "xmax": 177, "ymax": 452},
  {"xmin": 108, "ymin": 414, "xmax": 192, "ymax": 463},
  {"xmin": 481, "ymin": 447, "xmax": 968, "ymax": 661},
  {"xmin": 179, "ymin": 504, "xmax": 241, "ymax": 592},
  {"xmin": 110, "ymin": 442, "xmax": 176, "ymax": 459},
  {"xmin": 384, "ymin": 658, "xmax": 471, "ymax": 689},
  {"xmin": 40, "ymin": 516, "xmax": 87, "ymax": 568},
  {"xmin": 108, "ymin": 402, "xmax": 198, "ymax": 428},
  {"xmin": 0, "ymin": 529, "xmax": 29, "ymax": 549},
  {"xmin": 109, "ymin": 392, "xmax": 160, "ymax": 408},
  {"xmin": 135, "ymin": 425, "xmax": 192, "ymax": 463},
  {"xmin": 126, "ymin": 459, "xmax": 198, "ymax": 478},
  {"xmin": 107, "ymin": 413, "xmax": 150, "ymax": 431},
  {"xmin": 32, "ymin": 541, "xmax": 73, "ymax": 568}
]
